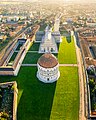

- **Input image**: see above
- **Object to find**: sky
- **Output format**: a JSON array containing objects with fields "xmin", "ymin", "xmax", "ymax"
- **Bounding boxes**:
[{"xmin": 1, "ymin": 0, "xmax": 96, "ymax": 3}]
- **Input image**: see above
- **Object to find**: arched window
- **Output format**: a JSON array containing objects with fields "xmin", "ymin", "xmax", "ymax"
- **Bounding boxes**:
[{"xmin": 51, "ymin": 48, "xmax": 53, "ymax": 52}]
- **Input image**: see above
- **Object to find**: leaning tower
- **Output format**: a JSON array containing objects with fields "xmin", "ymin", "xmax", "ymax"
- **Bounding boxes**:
[{"xmin": 54, "ymin": 18, "xmax": 60, "ymax": 32}]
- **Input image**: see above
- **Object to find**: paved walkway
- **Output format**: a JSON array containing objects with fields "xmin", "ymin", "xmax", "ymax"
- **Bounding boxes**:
[
  {"xmin": 22, "ymin": 64, "xmax": 37, "ymax": 66},
  {"xmin": 59, "ymin": 64, "xmax": 78, "ymax": 67},
  {"xmin": 22, "ymin": 64, "xmax": 78, "ymax": 67},
  {"xmin": 35, "ymin": 41, "xmax": 41, "ymax": 43},
  {"xmin": 15, "ymin": 50, "xmax": 38, "ymax": 53},
  {"xmin": 15, "ymin": 51, "xmax": 19, "ymax": 52},
  {"xmin": 73, "ymin": 33, "xmax": 86, "ymax": 120}
]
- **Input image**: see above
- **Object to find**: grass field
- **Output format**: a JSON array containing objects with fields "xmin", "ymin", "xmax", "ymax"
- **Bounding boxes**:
[
  {"xmin": 57, "ymin": 36, "xmax": 77, "ymax": 64},
  {"xmin": 23, "ymin": 53, "xmax": 43, "ymax": 64},
  {"xmin": 0, "ymin": 66, "xmax": 79, "ymax": 120},
  {"xmin": 50, "ymin": 67, "xmax": 79, "ymax": 120},
  {"xmin": 29, "ymin": 43, "xmax": 40, "ymax": 51}
]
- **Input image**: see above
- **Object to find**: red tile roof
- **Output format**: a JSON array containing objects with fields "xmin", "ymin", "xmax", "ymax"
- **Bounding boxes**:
[{"xmin": 38, "ymin": 53, "xmax": 58, "ymax": 68}]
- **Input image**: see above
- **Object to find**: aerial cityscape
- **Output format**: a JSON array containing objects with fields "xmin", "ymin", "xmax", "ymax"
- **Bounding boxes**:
[{"xmin": 0, "ymin": 0, "xmax": 96, "ymax": 120}]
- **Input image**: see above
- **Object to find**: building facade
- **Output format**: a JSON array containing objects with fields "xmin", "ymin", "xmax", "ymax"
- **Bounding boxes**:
[{"xmin": 39, "ymin": 26, "xmax": 58, "ymax": 53}]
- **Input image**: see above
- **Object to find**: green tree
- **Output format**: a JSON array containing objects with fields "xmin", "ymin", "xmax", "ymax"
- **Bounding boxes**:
[{"xmin": 89, "ymin": 79, "xmax": 95, "ymax": 90}]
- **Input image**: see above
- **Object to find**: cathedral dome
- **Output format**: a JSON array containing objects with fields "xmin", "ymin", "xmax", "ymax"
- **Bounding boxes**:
[{"xmin": 37, "ymin": 53, "xmax": 58, "ymax": 68}]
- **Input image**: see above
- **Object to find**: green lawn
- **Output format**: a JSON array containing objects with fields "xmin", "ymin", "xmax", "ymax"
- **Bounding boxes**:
[
  {"xmin": 57, "ymin": 36, "xmax": 77, "ymax": 64},
  {"xmin": 50, "ymin": 67, "xmax": 79, "ymax": 120},
  {"xmin": 0, "ymin": 66, "xmax": 79, "ymax": 120},
  {"xmin": 29, "ymin": 43, "xmax": 40, "ymax": 51},
  {"xmin": 9, "ymin": 52, "xmax": 18, "ymax": 63},
  {"xmin": 23, "ymin": 53, "xmax": 43, "ymax": 64},
  {"xmin": 16, "ymin": 44, "xmax": 23, "ymax": 51}
]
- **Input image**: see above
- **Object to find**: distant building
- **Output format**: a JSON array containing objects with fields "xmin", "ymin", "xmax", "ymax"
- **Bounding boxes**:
[
  {"xmin": 86, "ymin": 21, "xmax": 96, "ymax": 27},
  {"xmin": 37, "ymin": 53, "xmax": 60, "ymax": 83}
]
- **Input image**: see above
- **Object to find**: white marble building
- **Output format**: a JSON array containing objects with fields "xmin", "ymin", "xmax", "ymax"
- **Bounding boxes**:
[
  {"xmin": 39, "ymin": 26, "xmax": 58, "ymax": 53},
  {"xmin": 37, "ymin": 53, "xmax": 60, "ymax": 83},
  {"xmin": 52, "ymin": 17, "xmax": 62, "ymax": 42},
  {"xmin": 54, "ymin": 18, "xmax": 60, "ymax": 32},
  {"xmin": 39, "ymin": 17, "xmax": 62, "ymax": 53}
]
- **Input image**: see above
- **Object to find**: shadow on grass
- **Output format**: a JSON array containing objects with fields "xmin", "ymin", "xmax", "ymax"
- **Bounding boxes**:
[
  {"xmin": 0, "ymin": 67, "xmax": 57, "ymax": 120},
  {"xmin": 57, "ymin": 43, "xmax": 60, "ymax": 50},
  {"xmin": 66, "ymin": 36, "xmax": 71, "ymax": 43},
  {"xmin": 17, "ymin": 67, "xmax": 57, "ymax": 120},
  {"xmin": 23, "ymin": 53, "xmax": 43, "ymax": 64},
  {"xmin": 74, "ymin": 32, "xmax": 80, "ymax": 48},
  {"xmin": 53, "ymin": 53, "xmax": 58, "ymax": 59},
  {"xmin": 53, "ymin": 43, "xmax": 60, "ymax": 59}
]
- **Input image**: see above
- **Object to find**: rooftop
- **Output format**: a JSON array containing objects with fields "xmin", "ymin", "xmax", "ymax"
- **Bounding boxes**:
[{"xmin": 38, "ymin": 53, "xmax": 58, "ymax": 68}]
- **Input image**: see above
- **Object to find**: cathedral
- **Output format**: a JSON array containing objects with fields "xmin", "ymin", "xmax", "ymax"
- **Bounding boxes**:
[
  {"xmin": 39, "ymin": 17, "xmax": 61, "ymax": 53},
  {"xmin": 39, "ymin": 26, "xmax": 58, "ymax": 53}
]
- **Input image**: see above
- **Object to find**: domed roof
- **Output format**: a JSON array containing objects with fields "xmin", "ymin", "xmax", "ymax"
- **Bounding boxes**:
[{"xmin": 38, "ymin": 53, "xmax": 58, "ymax": 68}]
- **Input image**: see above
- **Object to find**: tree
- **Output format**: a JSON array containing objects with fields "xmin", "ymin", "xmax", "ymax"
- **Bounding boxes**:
[
  {"xmin": 89, "ymin": 79, "xmax": 95, "ymax": 90},
  {"xmin": 87, "ymin": 65, "xmax": 96, "ymax": 75},
  {"xmin": 0, "ymin": 112, "xmax": 9, "ymax": 119}
]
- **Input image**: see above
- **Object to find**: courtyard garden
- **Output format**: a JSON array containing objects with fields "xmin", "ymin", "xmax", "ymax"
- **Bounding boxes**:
[{"xmin": 8, "ymin": 52, "xmax": 18, "ymax": 64}]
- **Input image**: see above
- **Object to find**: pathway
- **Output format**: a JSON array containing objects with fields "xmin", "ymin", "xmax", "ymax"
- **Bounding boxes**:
[
  {"xmin": 22, "ymin": 64, "xmax": 37, "ymax": 66},
  {"xmin": 22, "ymin": 64, "xmax": 78, "ymax": 67},
  {"xmin": 59, "ymin": 64, "xmax": 78, "ymax": 67},
  {"xmin": 73, "ymin": 32, "xmax": 87, "ymax": 120},
  {"xmin": 15, "ymin": 50, "xmax": 38, "ymax": 53},
  {"xmin": 35, "ymin": 41, "xmax": 41, "ymax": 43}
]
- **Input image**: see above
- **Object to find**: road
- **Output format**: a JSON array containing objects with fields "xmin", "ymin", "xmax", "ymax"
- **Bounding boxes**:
[{"xmin": 73, "ymin": 32, "xmax": 87, "ymax": 120}]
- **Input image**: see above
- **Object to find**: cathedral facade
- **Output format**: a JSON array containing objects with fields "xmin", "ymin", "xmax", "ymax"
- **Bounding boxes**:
[{"xmin": 39, "ymin": 17, "xmax": 61, "ymax": 53}]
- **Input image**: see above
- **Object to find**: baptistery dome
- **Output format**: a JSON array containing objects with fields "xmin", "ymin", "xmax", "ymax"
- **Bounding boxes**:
[
  {"xmin": 37, "ymin": 53, "xmax": 60, "ymax": 83},
  {"xmin": 38, "ymin": 53, "xmax": 58, "ymax": 68}
]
